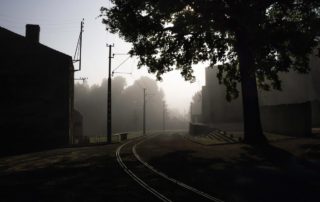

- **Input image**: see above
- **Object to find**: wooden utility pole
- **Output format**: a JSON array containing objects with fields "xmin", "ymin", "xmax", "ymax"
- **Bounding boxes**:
[
  {"xmin": 163, "ymin": 101, "xmax": 166, "ymax": 131},
  {"xmin": 143, "ymin": 88, "xmax": 146, "ymax": 135},
  {"xmin": 190, "ymin": 103, "xmax": 193, "ymax": 122},
  {"xmin": 107, "ymin": 44, "xmax": 114, "ymax": 143}
]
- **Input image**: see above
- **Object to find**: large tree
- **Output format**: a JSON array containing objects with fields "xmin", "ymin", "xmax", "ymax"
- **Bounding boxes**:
[{"xmin": 101, "ymin": 0, "xmax": 320, "ymax": 144}]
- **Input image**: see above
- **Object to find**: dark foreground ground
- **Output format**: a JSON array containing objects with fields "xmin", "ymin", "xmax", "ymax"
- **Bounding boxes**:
[
  {"xmin": 0, "ymin": 143, "xmax": 155, "ymax": 202},
  {"xmin": 0, "ymin": 132, "xmax": 319, "ymax": 202}
]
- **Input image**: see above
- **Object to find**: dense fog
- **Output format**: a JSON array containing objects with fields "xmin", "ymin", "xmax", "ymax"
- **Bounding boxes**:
[{"xmin": 74, "ymin": 76, "xmax": 188, "ymax": 136}]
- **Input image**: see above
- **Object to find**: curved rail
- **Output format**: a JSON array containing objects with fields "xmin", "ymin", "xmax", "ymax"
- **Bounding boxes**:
[
  {"xmin": 133, "ymin": 137, "xmax": 224, "ymax": 202},
  {"xmin": 116, "ymin": 139, "xmax": 172, "ymax": 202},
  {"xmin": 116, "ymin": 135, "xmax": 224, "ymax": 202}
]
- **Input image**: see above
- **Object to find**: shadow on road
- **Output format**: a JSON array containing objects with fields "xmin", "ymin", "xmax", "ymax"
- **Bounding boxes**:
[
  {"xmin": 146, "ymin": 144, "xmax": 320, "ymax": 202},
  {"xmin": 0, "ymin": 146, "xmax": 156, "ymax": 202}
]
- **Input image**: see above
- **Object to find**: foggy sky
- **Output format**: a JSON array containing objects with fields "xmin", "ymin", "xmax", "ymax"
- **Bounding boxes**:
[
  {"xmin": 75, "ymin": 76, "xmax": 188, "ymax": 136},
  {"xmin": 0, "ymin": 0, "xmax": 205, "ymax": 114}
]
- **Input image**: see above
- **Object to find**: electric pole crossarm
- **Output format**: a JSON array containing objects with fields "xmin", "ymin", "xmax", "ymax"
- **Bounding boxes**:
[{"xmin": 111, "ymin": 56, "xmax": 131, "ymax": 76}]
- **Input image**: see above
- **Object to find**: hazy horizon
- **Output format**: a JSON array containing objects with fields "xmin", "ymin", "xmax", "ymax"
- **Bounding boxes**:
[{"xmin": 0, "ymin": 0, "xmax": 206, "ymax": 114}]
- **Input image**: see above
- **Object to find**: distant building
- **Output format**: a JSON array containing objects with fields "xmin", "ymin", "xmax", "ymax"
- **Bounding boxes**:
[
  {"xmin": 200, "ymin": 67, "xmax": 243, "ymax": 131},
  {"xmin": 259, "ymin": 49, "xmax": 320, "ymax": 105},
  {"xmin": 73, "ymin": 109, "xmax": 84, "ymax": 144},
  {"xmin": 202, "ymin": 67, "xmax": 243, "ymax": 123},
  {"xmin": 0, "ymin": 25, "xmax": 74, "ymax": 155},
  {"xmin": 258, "ymin": 50, "xmax": 320, "ymax": 134},
  {"xmin": 191, "ymin": 51, "xmax": 320, "ymax": 135}
]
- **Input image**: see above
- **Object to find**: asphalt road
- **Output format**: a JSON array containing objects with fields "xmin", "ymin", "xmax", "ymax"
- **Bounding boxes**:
[{"xmin": 1, "ymin": 131, "xmax": 319, "ymax": 202}]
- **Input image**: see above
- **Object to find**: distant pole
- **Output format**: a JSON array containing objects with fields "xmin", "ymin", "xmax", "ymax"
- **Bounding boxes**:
[
  {"xmin": 143, "ymin": 88, "xmax": 146, "ymax": 135},
  {"xmin": 107, "ymin": 44, "xmax": 114, "ymax": 143},
  {"xmin": 163, "ymin": 101, "xmax": 165, "ymax": 131},
  {"xmin": 190, "ymin": 103, "xmax": 193, "ymax": 122},
  {"xmin": 79, "ymin": 19, "xmax": 84, "ymax": 71}
]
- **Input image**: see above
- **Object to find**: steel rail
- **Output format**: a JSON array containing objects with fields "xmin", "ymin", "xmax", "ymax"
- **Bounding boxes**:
[
  {"xmin": 132, "ymin": 136, "xmax": 224, "ymax": 202},
  {"xmin": 115, "ymin": 140, "xmax": 172, "ymax": 202}
]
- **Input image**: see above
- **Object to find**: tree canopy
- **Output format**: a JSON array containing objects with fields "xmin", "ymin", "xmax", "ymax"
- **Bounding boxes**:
[
  {"xmin": 101, "ymin": 0, "xmax": 320, "ymax": 143},
  {"xmin": 101, "ymin": 0, "xmax": 320, "ymax": 100}
]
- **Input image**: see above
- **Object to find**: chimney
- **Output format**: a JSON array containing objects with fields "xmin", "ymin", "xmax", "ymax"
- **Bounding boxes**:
[{"xmin": 26, "ymin": 24, "xmax": 40, "ymax": 43}]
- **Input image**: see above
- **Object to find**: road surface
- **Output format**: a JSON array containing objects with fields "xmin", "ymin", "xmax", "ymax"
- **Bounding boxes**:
[{"xmin": 0, "ymin": 131, "xmax": 319, "ymax": 201}]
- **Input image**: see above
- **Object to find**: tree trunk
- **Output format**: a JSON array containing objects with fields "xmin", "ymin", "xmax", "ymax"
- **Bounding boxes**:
[{"xmin": 236, "ymin": 31, "xmax": 267, "ymax": 144}]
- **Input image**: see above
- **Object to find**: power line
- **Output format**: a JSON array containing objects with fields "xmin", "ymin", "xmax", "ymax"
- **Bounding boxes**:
[
  {"xmin": 74, "ymin": 77, "xmax": 88, "ymax": 84},
  {"xmin": 112, "ymin": 56, "xmax": 131, "ymax": 76},
  {"xmin": 113, "ymin": 71, "xmax": 132, "ymax": 75}
]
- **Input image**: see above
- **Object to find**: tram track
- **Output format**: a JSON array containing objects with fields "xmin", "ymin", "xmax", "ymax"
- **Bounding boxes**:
[
  {"xmin": 116, "ymin": 139, "xmax": 171, "ymax": 202},
  {"xmin": 115, "ymin": 135, "xmax": 224, "ymax": 202}
]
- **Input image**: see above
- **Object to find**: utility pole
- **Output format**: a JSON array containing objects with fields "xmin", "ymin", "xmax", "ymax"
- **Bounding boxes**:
[
  {"xmin": 143, "ymin": 88, "xmax": 146, "ymax": 135},
  {"xmin": 79, "ymin": 19, "xmax": 83, "ymax": 71},
  {"xmin": 163, "ymin": 101, "xmax": 166, "ymax": 131},
  {"xmin": 73, "ymin": 19, "xmax": 84, "ymax": 72},
  {"xmin": 190, "ymin": 103, "xmax": 193, "ymax": 122},
  {"xmin": 107, "ymin": 44, "xmax": 114, "ymax": 143}
]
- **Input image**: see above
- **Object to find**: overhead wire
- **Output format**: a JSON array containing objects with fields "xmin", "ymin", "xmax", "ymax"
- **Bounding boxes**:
[{"xmin": 112, "ymin": 56, "xmax": 131, "ymax": 75}]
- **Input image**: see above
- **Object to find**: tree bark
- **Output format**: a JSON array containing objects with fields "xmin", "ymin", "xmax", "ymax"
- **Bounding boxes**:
[{"xmin": 235, "ymin": 31, "xmax": 267, "ymax": 144}]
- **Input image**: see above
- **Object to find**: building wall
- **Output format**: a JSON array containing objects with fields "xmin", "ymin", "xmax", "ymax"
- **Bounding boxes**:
[
  {"xmin": 260, "ymin": 102, "xmax": 312, "ymax": 137},
  {"xmin": 259, "ymin": 52, "xmax": 319, "ymax": 104},
  {"xmin": 189, "ymin": 123, "xmax": 217, "ymax": 136},
  {"xmin": 73, "ymin": 109, "xmax": 84, "ymax": 144},
  {"xmin": 201, "ymin": 86, "xmax": 210, "ymax": 123},
  {"xmin": 258, "ymin": 53, "xmax": 320, "ymax": 135},
  {"xmin": 202, "ymin": 67, "xmax": 243, "ymax": 124},
  {"xmin": 0, "ymin": 27, "xmax": 73, "ymax": 155},
  {"xmin": 312, "ymin": 101, "xmax": 320, "ymax": 127},
  {"xmin": 194, "ymin": 47, "xmax": 319, "ymax": 137}
]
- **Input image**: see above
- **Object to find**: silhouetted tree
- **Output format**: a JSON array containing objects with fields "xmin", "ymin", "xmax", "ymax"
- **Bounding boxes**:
[
  {"xmin": 74, "ymin": 76, "xmax": 186, "ymax": 136},
  {"xmin": 122, "ymin": 76, "xmax": 165, "ymax": 131},
  {"xmin": 190, "ymin": 91, "xmax": 201, "ymax": 115},
  {"xmin": 101, "ymin": 0, "xmax": 320, "ymax": 144}
]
